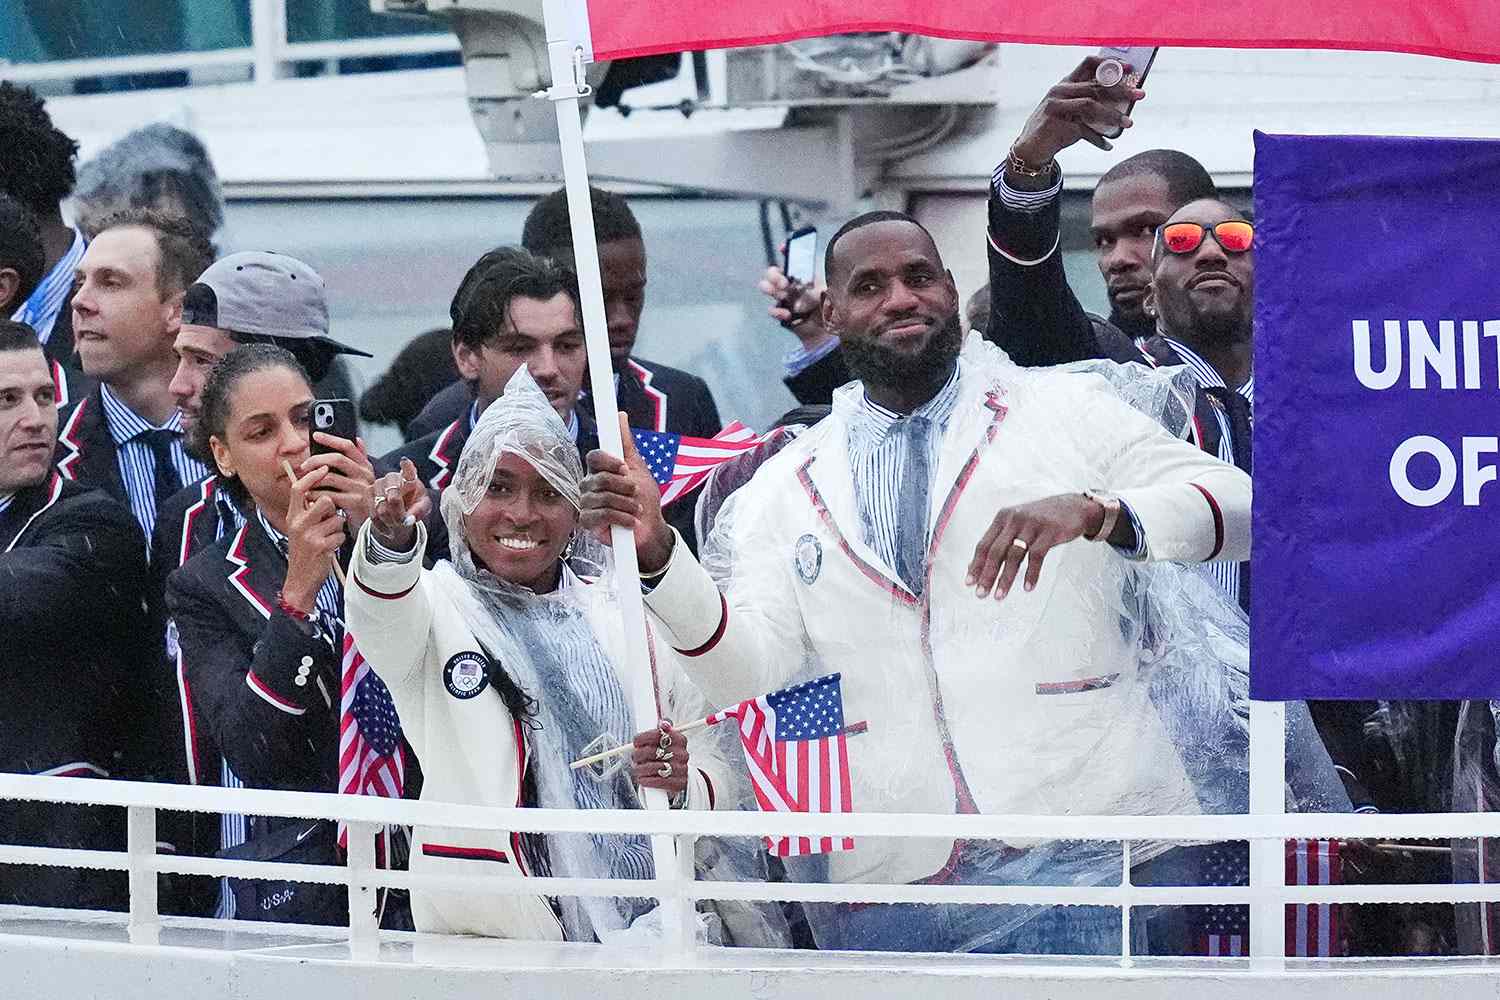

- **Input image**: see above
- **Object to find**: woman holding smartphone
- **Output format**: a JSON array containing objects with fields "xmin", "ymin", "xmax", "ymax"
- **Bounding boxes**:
[{"xmin": 166, "ymin": 344, "xmax": 378, "ymax": 925}]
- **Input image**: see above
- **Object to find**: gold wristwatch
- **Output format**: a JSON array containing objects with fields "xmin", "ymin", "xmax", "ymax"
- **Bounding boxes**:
[{"xmin": 1082, "ymin": 490, "xmax": 1122, "ymax": 542}]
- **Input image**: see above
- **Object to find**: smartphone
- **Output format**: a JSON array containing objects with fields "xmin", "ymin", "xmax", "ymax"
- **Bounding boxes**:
[
  {"xmin": 1093, "ymin": 45, "xmax": 1158, "ymax": 139},
  {"xmin": 783, "ymin": 226, "xmax": 818, "ymax": 285},
  {"xmin": 309, "ymin": 398, "xmax": 358, "ymax": 456}
]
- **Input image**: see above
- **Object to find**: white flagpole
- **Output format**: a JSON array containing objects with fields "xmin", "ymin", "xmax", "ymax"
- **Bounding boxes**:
[
  {"xmin": 1248, "ymin": 699, "xmax": 1287, "ymax": 967},
  {"xmin": 538, "ymin": 0, "xmax": 686, "ymax": 951}
]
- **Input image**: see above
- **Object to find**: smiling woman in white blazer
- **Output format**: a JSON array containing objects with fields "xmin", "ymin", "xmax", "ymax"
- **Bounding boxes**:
[{"xmin": 345, "ymin": 367, "xmax": 730, "ymax": 943}]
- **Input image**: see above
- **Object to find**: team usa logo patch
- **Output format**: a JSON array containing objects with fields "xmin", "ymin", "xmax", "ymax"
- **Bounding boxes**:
[
  {"xmin": 443, "ymin": 651, "xmax": 491, "ymax": 700},
  {"xmin": 794, "ymin": 533, "xmax": 822, "ymax": 585}
]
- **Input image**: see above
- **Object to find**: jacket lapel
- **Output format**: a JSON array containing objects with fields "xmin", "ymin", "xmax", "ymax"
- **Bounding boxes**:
[
  {"xmin": 796, "ymin": 448, "xmax": 916, "ymax": 606},
  {"xmin": 924, "ymin": 378, "xmax": 1010, "ymax": 563},
  {"xmin": 224, "ymin": 520, "xmax": 276, "ymax": 621},
  {"xmin": 56, "ymin": 389, "xmax": 126, "ymax": 501},
  {"xmin": 427, "ymin": 418, "xmax": 468, "ymax": 490},
  {"xmin": 621, "ymin": 359, "xmax": 668, "ymax": 432},
  {"xmin": 795, "ymin": 368, "xmax": 1012, "ymax": 605},
  {"xmin": 2, "ymin": 474, "xmax": 65, "ymax": 553}
]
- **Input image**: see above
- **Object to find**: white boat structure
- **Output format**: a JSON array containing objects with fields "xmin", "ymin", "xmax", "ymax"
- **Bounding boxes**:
[{"xmin": 5, "ymin": 2, "xmax": 1500, "ymax": 996}]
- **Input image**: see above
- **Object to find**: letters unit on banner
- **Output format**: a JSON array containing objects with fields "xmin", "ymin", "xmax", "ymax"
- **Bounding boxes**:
[{"xmin": 1350, "ymin": 319, "xmax": 1500, "ymax": 507}]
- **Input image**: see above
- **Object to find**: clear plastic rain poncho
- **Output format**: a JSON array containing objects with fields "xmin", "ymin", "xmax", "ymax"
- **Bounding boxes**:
[
  {"xmin": 1449, "ymin": 700, "xmax": 1500, "ymax": 954},
  {"xmin": 691, "ymin": 334, "xmax": 1349, "ymax": 954},
  {"xmin": 425, "ymin": 366, "xmax": 785, "ymax": 946}
]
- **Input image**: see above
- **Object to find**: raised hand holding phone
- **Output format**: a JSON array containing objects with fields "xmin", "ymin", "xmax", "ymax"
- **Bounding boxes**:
[
  {"xmin": 302, "ymin": 398, "xmax": 376, "ymax": 533},
  {"xmin": 1007, "ymin": 53, "xmax": 1152, "ymax": 184}
]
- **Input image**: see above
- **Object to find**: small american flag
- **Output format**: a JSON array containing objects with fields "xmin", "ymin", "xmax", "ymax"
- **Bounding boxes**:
[
  {"xmin": 633, "ymin": 421, "xmax": 765, "ymax": 506},
  {"xmin": 705, "ymin": 673, "xmax": 855, "ymax": 857},
  {"xmin": 338, "ymin": 633, "xmax": 406, "ymax": 852},
  {"xmin": 1192, "ymin": 839, "xmax": 1342, "ymax": 957},
  {"xmin": 1195, "ymin": 842, "xmax": 1249, "ymax": 957},
  {"xmin": 1286, "ymin": 838, "xmax": 1341, "ymax": 957}
]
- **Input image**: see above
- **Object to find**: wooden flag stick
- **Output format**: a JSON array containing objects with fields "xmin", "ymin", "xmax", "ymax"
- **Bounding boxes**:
[
  {"xmin": 570, "ymin": 715, "xmax": 715, "ymax": 770},
  {"xmin": 282, "ymin": 459, "xmax": 347, "ymax": 587}
]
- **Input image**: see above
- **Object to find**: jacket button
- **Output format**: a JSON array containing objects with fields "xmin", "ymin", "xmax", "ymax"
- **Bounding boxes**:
[
  {"xmin": 294, "ymin": 675, "xmax": 307, "ymax": 687},
  {"xmin": 300, "ymin": 655, "xmax": 314, "ymax": 668}
]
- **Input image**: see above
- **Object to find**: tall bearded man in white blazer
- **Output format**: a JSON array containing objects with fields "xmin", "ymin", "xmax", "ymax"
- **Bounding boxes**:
[{"xmin": 579, "ymin": 209, "xmax": 1253, "ymax": 956}]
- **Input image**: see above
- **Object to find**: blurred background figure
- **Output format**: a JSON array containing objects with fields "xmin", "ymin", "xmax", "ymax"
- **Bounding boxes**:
[
  {"xmin": 359, "ymin": 327, "xmax": 460, "ymax": 442},
  {"xmin": 72, "ymin": 122, "xmax": 226, "ymax": 248}
]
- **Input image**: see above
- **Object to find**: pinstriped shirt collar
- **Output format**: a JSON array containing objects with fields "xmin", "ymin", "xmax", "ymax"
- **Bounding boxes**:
[
  {"xmin": 98, "ymin": 383, "xmax": 186, "ymax": 444},
  {"xmin": 1161, "ymin": 337, "xmax": 1254, "ymax": 405},
  {"xmin": 848, "ymin": 363, "xmax": 962, "ymax": 451}
]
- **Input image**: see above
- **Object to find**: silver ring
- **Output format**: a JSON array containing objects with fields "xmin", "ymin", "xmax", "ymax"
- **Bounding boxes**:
[
  {"xmin": 658, "ymin": 730, "xmax": 672, "ymax": 750},
  {"xmin": 1010, "ymin": 538, "xmax": 1029, "ymax": 552},
  {"xmin": 372, "ymin": 495, "xmax": 388, "ymax": 508},
  {"xmin": 657, "ymin": 762, "xmax": 673, "ymax": 779},
  {"xmin": 654, "ymin": 747, "xmax": 674, "ymax": 762}
]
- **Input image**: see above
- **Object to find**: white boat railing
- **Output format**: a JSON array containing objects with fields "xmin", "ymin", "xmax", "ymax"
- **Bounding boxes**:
[
  {"xmin": 0, "ymin": 772, "xmax": 1495, "ymax": 966},
  {"xmin": 0, "ymin": 0, "xmax": 460, "ymax": 85}
]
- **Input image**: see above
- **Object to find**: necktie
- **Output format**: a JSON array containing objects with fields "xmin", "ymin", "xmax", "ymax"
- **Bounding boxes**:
[
  {"xmin": 1203, "ymin": 386, "xmax": 1253, "ymax": 475},
  {"xmin": 1203, "ymin": 386, "xmax": 1252, "ymax": 613},
  {"xmin": 139, "ymin": 428, "xmax": 183, "ymax": 510},
  {"xmin": 893, "ymin": 415, "xmax": 932, "ymax": 596}
]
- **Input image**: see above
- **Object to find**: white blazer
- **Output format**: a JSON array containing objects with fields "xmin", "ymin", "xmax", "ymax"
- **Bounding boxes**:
[
  {"xmin": 346, "ymin": 521, "xmax": 729, "ymax": 939},
  {"xmin": 644, "ymin": 358, "xmax": 1253, "ymax": 886}
]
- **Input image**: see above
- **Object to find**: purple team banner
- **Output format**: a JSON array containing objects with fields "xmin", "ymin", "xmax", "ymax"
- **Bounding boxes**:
[{"xmin": 1252, "ymin": 131, "xmax": 1500, "ymax": 700}]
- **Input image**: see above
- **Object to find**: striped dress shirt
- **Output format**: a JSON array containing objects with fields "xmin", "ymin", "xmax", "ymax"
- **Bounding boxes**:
[
  {"xmin": 98, "ymin": 385, "xmax": 208, "ymax": 542},
  {"xmin": 845, "ymin": 368, "xmax": 963, "ymax": 587},
  {"xmin": 11, "ymin": 228, "xmax": 85, "ymax": 344},
  {"xmin": 0, "ymin": 494, "xmax": 11, "ymax": 519},
  {"xmin": 1160, "ymin": 338, "xmax": 1252, "ymax": 604}
]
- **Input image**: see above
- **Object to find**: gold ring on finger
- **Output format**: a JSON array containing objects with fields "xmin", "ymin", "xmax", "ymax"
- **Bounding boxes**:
[
  {"xmin": 657, "ymin": 762, "xmax": 673, "ymax": 779},
  {"xmin": 654, "ymin": 747, "xmax": 673, "ymax": 762}
]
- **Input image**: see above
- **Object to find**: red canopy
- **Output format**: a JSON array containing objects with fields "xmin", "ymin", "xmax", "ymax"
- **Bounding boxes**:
[{"xmin": 586, "ymin": 0, "xmax": 1499, "ymax": 65}]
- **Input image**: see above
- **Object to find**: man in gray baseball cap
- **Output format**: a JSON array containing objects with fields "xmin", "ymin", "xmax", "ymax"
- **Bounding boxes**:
[{"xmin": 170, "ymin": 250, "xmax": 369, "ymax": 436}]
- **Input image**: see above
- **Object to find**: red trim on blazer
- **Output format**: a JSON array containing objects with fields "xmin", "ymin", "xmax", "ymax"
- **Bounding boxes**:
[
  {"xmin": 245, "ymin": 670, "xmax": 306, "ymax": 715},
  {"xmin": 179, "ymin": 475, "xmax": 219, "ymax": 567},
  {"xmin": 422, "ymin": 844, "xmax": 510, "ymax": 864},
  {"xmin": 225, "ymin": 522, "xmax": 273, "ymax": 619},
  {"xmin": 427, "ymin": 418, "xmax": 463, "ymax": 489},
  {"xmin": 56, "ymin": 396, "xmax": 89, "ymax": 480},
  {"xmin": 1035, "ymin": 673, "xmax": 1120, "ymax": 695},
  {"xmin": 1191, "ymin": 482, "xmax": 1225, "ymax": 560},
  {"xmin": 511, "ymin": 717, "xmax": 531, "ymax": 876},
  {"xmin": 795, "ymin": 458, "xmax": 918, "ymax": 607},
  {"xmin": 912, "ymin": 394, "xmax": 1009, "ymax": 822},
  {"xmin": 49, "ymin": 359, "xmax": 69, "ymax": 407},
  {"xmin": 175, "ymin": 650, "xmax": 201, "ymax": 784},
  {"xmin": 675, "ymin": 593, "xmax": 729, "ymax": 657},
  {"xmin": 626, "ymin": 359, "xmax": 668, "ymax": 432},
  {"xmin": 351, "ymin": 569, "xmax": 417, "ymax": 601}
]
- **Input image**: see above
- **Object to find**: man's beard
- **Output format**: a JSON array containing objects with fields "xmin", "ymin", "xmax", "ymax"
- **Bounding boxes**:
[
  {"xmin": 1186, "ymin": 298, "xmax": 1252, "ymax": 348},
  {"xmin": 841, "ymin": 311, "xmax": 963, "ymax": 390}
]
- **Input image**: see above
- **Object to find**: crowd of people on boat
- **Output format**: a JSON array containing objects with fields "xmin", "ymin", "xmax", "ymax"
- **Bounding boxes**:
[{"xmin": 0, "ymin": 60, "xmax": 1488, "ymax": 956}]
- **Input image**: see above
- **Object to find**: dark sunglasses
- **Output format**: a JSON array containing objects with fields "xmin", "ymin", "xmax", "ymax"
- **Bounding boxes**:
[{"xmin": 1157, "ymin": 220, "xmax": 1255, "ymax": 255}]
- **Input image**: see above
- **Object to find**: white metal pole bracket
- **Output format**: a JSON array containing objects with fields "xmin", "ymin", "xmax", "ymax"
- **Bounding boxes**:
[{"xmin": 535, "ymin": 46, "xmax": 593, "ymax": 102}]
